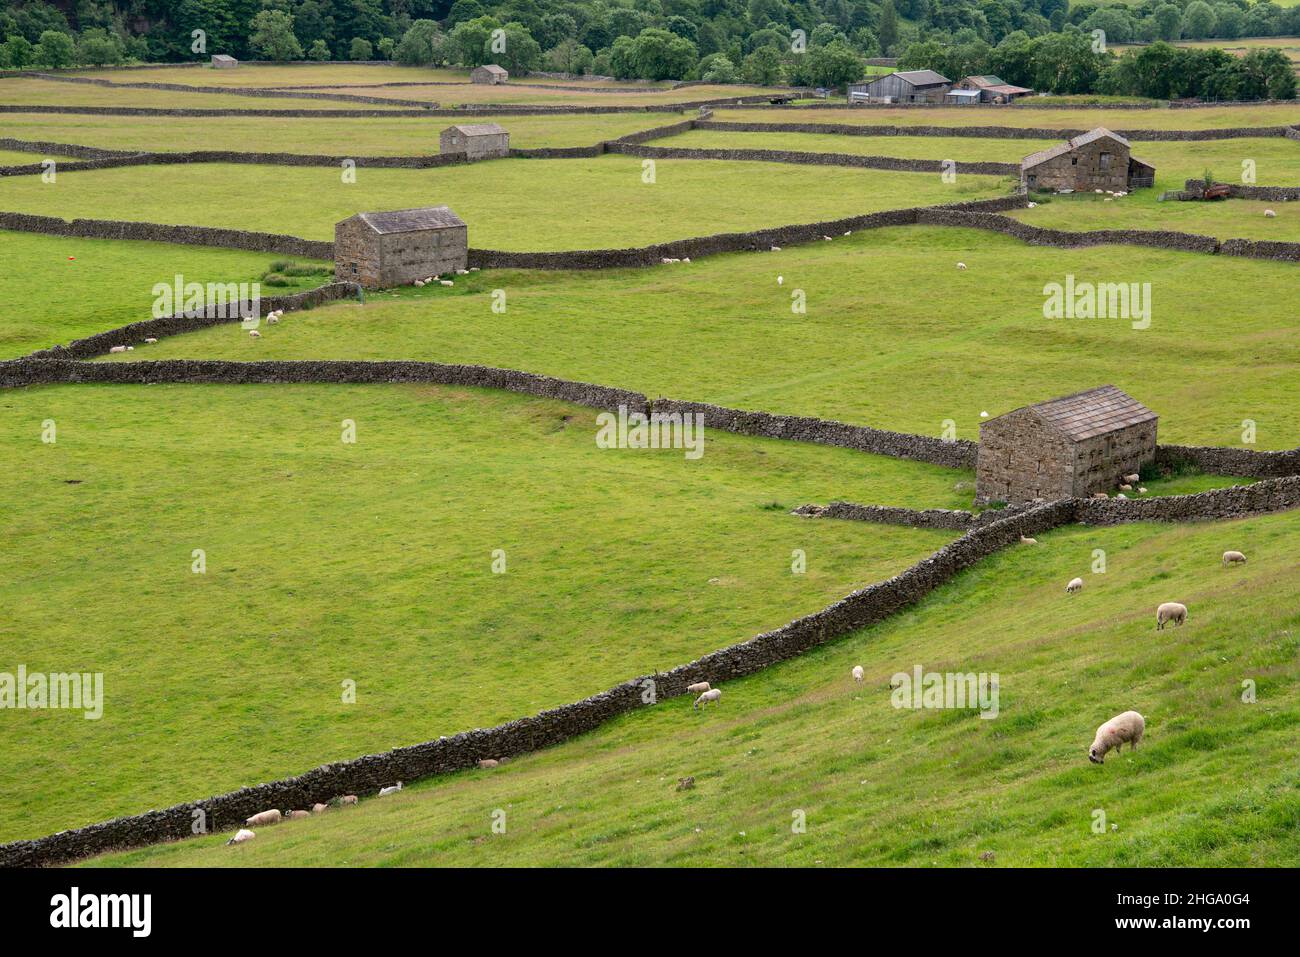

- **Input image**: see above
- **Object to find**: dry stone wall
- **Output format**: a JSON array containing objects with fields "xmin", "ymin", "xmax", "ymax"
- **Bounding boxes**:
[
  {"xmin": 1157, "ymin": 443, "xmax": 1300, "ymax": 478},
  {"xmin": 696, "ymin": 119, "xmax": 1292, "ymax": 141}
]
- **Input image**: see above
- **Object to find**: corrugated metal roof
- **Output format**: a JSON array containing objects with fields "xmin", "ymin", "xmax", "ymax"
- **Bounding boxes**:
[
  {"xmin": 1013, "ymin": 386, "xmax": 1157, "ymax": 442},
  {"xmin": 893, "ymin": 69, "xmax": 950, "ymax": 86},
  {"xmin": 987, "ymin": 83, "xmax": 1032, "ymax": 95},
  {"xmin": 444, "ymin": 123, "xmax": 507, "ymax": 136},
  {"xmin": 946, "ymin": 89, "xmax": 981, "ymax": 97},
  {"xmin": 353, "ymin": 206, "xmax": 465, "ymax": 234},
  {"xmin": 963, "ymin": 75, "xmax": 1005, "ymax": 88},
  {"xmin": 1021, "ymin": 127, "xmax": 1130, "ymax": 170}
]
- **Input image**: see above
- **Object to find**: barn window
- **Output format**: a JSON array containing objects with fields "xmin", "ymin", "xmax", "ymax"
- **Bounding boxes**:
[
  {"xmin": 1099, "ymin": 152, "xmax": 1112, "ymax": 170},
  {"xmin": 1071, "ymin": 157, "xmax": 1078, "ymax": 166}
]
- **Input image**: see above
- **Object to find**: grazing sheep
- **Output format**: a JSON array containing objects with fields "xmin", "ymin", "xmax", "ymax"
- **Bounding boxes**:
[
  {"xmin": 287, "ymin": 809, "xmax": 310, "ymax": 820},
  {"xmin": 1020, "ymin": 535, "xmax": 1037, "ymax": 545},
  {"xmin": 777, "ymin": 276, "xmax": 784, "ymax": 285},
  {"xmin": 1092, "ymin": 492, "xmax": 1109, "ymax": 499},
  {"xmin": 226, "ymin": 828, "xmax": 256, "ymax": 846},
  {"xmin": 1067, "ymin": 577, "xmax": 1084, "ymax": 593},
  {"xmin": 693, "ymin": 688, "xmax": 722, "ymax": 710},
  {"xmin": 1088, "ymin": 711, "xmax": 1145, "ymax": 764},
  {"xmin": 956, "ymin": 262, "xmax": 967, "ymax": 270},
  {"xmin": 1116, "ymin": 493, "xmax": 1128, "ymax": 500},
  {"xmin": 682, "ymin": 257, "xmax": 690, "ymax": 263},
  {"xmin": 1124, "ymin": 474, "xmax": 1140, "ymax": 484},
  {"xmin": 843, "ymin": 230, "xmax": 852, "ymax": 236},
  {"xmin": 144, "ymin": 337, "xmax": 158, "ymax": 344},
  {"xmin": 1119, "ymin": 484, "xmax": 1132, "ymax": 492},
  {"xmin": 246, "ymin": 809, "xmax": 282, "ymax": 827},
  {"xmin": 378, "ymin": 782, "xmax": 402, "ymax": 796},
  {"xmin": 456, "ymin": 269, "xmax": 469, "ymax": 275},
  {"xmin": 1222, "ymin": 550, "xmax": 1247, "ymax": 566},
  {"xmin": 770, "ymin": 246, "xmax": 781, "ymax": 252},
  {"xmin": 1094, "ymin": 188, "xmax": 1103, "ymax": 194},
  {"xmin": 266, "ymin": 315, "xmax": 279, "ymax": 324},
  {"xmin": 823, "ymin": 235, "xmax": 832, "ymax": 241},
  {"xmin": 311, "ymin": 803, "xmax": 328, "ymax": 814},
  {"xmin": 1156, "ymin": 602, "xmax": 1187, "ymax": 630},
  {"xmin": 439, "ymin": 280, "xmax": 453, "ymax": 287},
  {"xmin": 1264, "ymin": 209, "xmax": 1276, "ymax": 218},
  {"xmin": 338, "ymin": 795, "xmax": 358, "ymax": 806},
  {"xmin": 109, "ymin": 345, "xmax": 127, "ymax": 353},
  {"xmin": 478, "ymin": 759, "xmax": 499, "ymax": 769},
  {"xmin": 686, "ymin": 681, "xmax": 711, "ymax": 695},
  {"xmin": 1027, "ymin": 201, "xmax": 1037, "ymax": 208},
  {"xmin": 249, "ymin": 329, "xmax": 261, "ymax": 338},
  {"xmin": 852, "ymin": 665, "xmax": 864, "ymax": 683}
]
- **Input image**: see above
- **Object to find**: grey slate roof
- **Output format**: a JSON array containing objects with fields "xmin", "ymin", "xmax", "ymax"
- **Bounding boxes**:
[
  {"xmin": 1021, "ymin": 127, "xmax": 1130, "ymax": 170},
  {"xmin": 353, "ymin": 206, "xmax": 465, "ymax": 234},
  {"xmin": 444, "ymin": 123, "xmax": 507, "ymax": 137},
  {"xmin": 475, "ymin": 64, "xmax": 508, "ymax": 75},
  {"xmin": 893, "ymin": 69, "xmax": 950, "ymax": 87},
  {"xmin": 1014, "ymin": 386, "xmax": 1157, "ymax": 442}
]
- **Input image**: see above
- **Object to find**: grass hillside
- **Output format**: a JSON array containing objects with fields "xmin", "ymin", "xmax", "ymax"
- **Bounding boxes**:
[
  {"xmin": 1012, "ymin": 192, "xmax": 1300, "ymax": 242},
  {"xmin": 0, "ymin": 381, "xmax": 967, "ymax": 843},
  {"xmin": 0, "ymin": 159, "xmax": 1010, "ymax": 247},
  {"xmin": 86, "ymin": 508, "xmax": 1300, "ymax": 867},
  {"xmin": 99, "ymin": 226, "xmax": 1300, "ymax": 450}
]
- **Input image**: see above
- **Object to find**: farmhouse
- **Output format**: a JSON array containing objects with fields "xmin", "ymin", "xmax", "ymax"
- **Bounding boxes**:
[
  {"xmin": 440, "ymin": 123, "xmax": 510, "ymax": 160},
  {"xmin": 1021, "ymin": 128, "xmax": 1157, "ymax": 193},
  {"xmin": 955, "ymin": 75, "xmax": 1034, "ymax": 103},
  {"xmin": 849, "ymin": 69, "xmax": 951, "ymax": 104},
  {"xmin": 471, "ymin": 64, "xmax": 508, "ymax": 84},
  {"xmin": 334, "ymin": 206, "xmax": 468, "ymax": 289},
  {"xmin": 975, "ymin": 386, "xmax": 1158, "ymax": 504},
  {"xmin": 211, "ymin": 55, "xmax": 237, "ymax": 69}
]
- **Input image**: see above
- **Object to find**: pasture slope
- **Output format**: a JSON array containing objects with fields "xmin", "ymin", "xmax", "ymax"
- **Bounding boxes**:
[{"xmin": 84, "ymin": 509, "xmax": 1300, "ymax": 867}]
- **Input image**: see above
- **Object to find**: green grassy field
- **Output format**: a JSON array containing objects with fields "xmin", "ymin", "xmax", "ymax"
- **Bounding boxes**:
[
  {"xmin": 0, "ymin": 158, "xmax": 1011, "ymax": 247},
  {"xmin": 0, "ymin": 112, "xmax": 684, "ymax": 153},
  {"xmin": 719, "ymin": 103, "xmax": 1300, "ymax": 130},
  {"xmin": 0, "ymin": 231, "xmax": 330, "ymax": 358},
  {"xmin": 1013, "ymin": 192, "xmax": 1300, "ymax": 242},
  {"xmin": 0, "ymin": 381, "xmax": 971, "ymax": 843},
  {"xmin": 83, "ymin": 508, "xmax": 1300, "ymax": 867},
  {"xmin": 98, "ymin": 226, "xmax": 1300, "ymax": 450},
  {"xmin": 0, "ymin": 76, "xmax": 415, "ymax": 110}
]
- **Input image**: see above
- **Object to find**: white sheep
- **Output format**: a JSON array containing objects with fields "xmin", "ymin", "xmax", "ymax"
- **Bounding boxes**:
[
  {"xmin": 1092, "ymin": 492, "xmax": 1109, "ymax": 499},
  {"xmin": 1088, "ymin": 711, "xmax": 1144, "ymax": 764},
  {"xmin": 109, "ymin": 345, "xmax": 127, "ymax": 353},
  {"xmin": 1020, "ymin": 535, "xmax": 1037, "ymax": 545},
  {"xmin": 439, "ymin": 280, "xmax": 453, "ymax": 287},
  {"xmin": 1119, "ymin": 484, "xmax": 1132, "ymax": 492},
  {"xmin": 843, "ymin": 230, "xmax": 852, "ymax": 236},
  {"xmin": 456, "ymin": 269, "xmax": 469, "ymax": 275},
  {"xmin": 1124, "ymin": 473, "xmax": 1140, "ymax": 483},
  {"xmin": 693, "ymin": 688, "xmax": 722, "ymax": 710},
  {"xmin": 1156, "ymin": 602, "xmax": 1187, "ymax": 630},
  {"xmin": 1222, "ymin": 550, "xmax": 1247, "ymax": 566},
  {"xmin": 686, "ymin": 681, "xmax": 711, "ymax": 694},
  {"xmin": 286, "ymin": 809, "xmax": 310, "ymax": 820},
  {"xmin": 414, "ymin": 279, "xmax": 424, "ymax": 287},
  {"xmin": 956, "ymin": 262, "xmax": 967, "ymax": 270},
  {"xmin": 1138, "ymin": 487, "xmax": 1148, "ymax": 494},
  {"xmin": 1116, "ymin": 493, "xmax": 1128, "ymax": 499},
  {"xmin": 1067, "ymin": 577, "xmax": 1084, "ymax": 593},
  {"xmin": 851, "ymin": 665, "xmax": 864, "ymax": 683},
  {"xmin": 1264, "ymin": 209, "xmax": 1276, "ymax": 218},
  {"xmin": 777, "ymin": 276, "xmax": 784, "ymax": 285},
  {"xmin": 311, "ymin": 803, "xmax": 329, "ymax": 814},
  {"xmin": 266, "ymin": 315, "xmax": 279, "ymax": 324},
  {"xmin": 246, "ymin": 809, "xmax": 282, "ymax": 826},
  {"xmin": 338, "ymin": 795, "xmax": 358, "ymax": 806},
  {"xmin": 770, "ymin": 245, "xmax": 781, "ymax": 252},
  {"xmin": 379, "ymin": 782, "xmax": 402, "ymax": 796},
  {"xmin": 226, "ymin": 828, "xmax": 256, "ymax": 845},
  {"xmin": 144, "ymin": 337, "xmax": 158, "ymax": 344},
  {"xmin": 682, "ymin": 257, "xmax": 690, "ymax": 263},
  {"xmin": 1027, "ymin": 201, "xmax": 1037, "ymax": 208},
  {"xmin": 822, "ymin": 235, "xmax": 832, "ymax": 241},
  {"xmin": 249, "ymin": 329, "xmax": 261, "ymax": 338},
  {"xmin": 478, "ymin": 759, "xmax": 499, "ymax": 769}
]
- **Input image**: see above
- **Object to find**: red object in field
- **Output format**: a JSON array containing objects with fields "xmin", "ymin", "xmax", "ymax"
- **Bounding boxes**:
[
  {"xmin": 68, "ymin": 256, "xmax": 75, "ymax": 260},
  {"xmin": 1203, "ymin": 184, "xmax": 1231, "ymax": 200}
]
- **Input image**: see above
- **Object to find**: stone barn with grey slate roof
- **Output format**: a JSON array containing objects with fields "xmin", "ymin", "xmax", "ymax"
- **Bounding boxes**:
[
  {"xmin": 211, "ymin": 54, "xmax": 237, "ymax": 68},
  {"xmin": 976, "ymin": 386, "xmax": 1158, "ymax": 503},
  {"xmin": 334, "ymin": 206, "xmax": 467, "ymax": 289},
  {"xmin": 1021, "ymin": 128, "xmax": 1155, "ymax": 193},
  {"xmin": 440, "ymin": 123, "xmax": 510, "ymax": 160},
  {"xmin": 470, "ymin": 64, "xmax": 508, "ymax": 84}
]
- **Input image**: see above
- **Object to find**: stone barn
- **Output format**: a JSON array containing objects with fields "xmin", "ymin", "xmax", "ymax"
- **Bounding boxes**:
[
  {"xmin": 1021, "ymin": 128, "xmax": 1156, "ymax": 193},
  {"xmin": 211, "ymin": 55, "xmax": 238, "ymax": 69},
  {"xmin": 470, "ymin": 64, "xmax": 508, "ymax": 84},
  {"xmin": 334, "ymin": 206, "xmax": 468, "ymax": 290},
  {"xmin": 440, "ymin": 123, "xmax": 510, "ymax": 160},
  {"xmin": 975, "ymin": 386, "xmax": 1158, "ymax": 504}
]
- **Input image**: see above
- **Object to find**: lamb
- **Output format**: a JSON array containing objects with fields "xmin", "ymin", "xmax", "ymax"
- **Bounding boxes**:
[
  {"xmin": 378, "ymin": 782, "xmax": 402, "ymax": 796},
  {"xmin": 1116, "ymin": 493, "xmax": 1128, "ymax": 499},
  {"xmin": 1067, "ymin": 577, "xmax": 1084, "ymax": 593},
  {"xmin": 287, "ymin": 809, "xmax": 310, "ymax": 820},
  {"xmin": 693, "ymin": 688, "xmax": 722, "ymax": 710},
  {"xmin": 338, "ymin": 795, "xmax": 358, "ymax": 806},
  {"xmin": 770, "ymin": 246, "xmax": 781, "ymax": 252},
  {"xmin": 478, "ymin": 759, "xmax": 499, "ymax": 769},
  {"xmin": 415, "ymin": 279, "xmax": 425, "ymax": 287},
  {"xmin": 144, "ymin": 337, "xmax": 158, "ymax": 344},
  {"xmin": 248, "ymin": 329, "xmax": 261, "ymax": 338},
  {"xmin": 1264, "ymin": 209, "xmax": 1276, "ymax": 218},
  {"xmin": 851, "ymin": 665, "xmax": 864, "ymax": 683},
  {"xmin": 686, "ymin": 681, "xmax": 711, "ymax": 694},
  {"xmin": 1222, "ymin": 550, "xmax": 1247, "ymax": 566},
  {"xmin": 956, "ymin": 262, "xmax": 967, "ymax": 270},
  {"xmin": 1027, "ymin": 201, "xmax": 1037, "ymax": 208},
  {"xmin": 1119, "ymin": 484, "xmax": 1132, "ymax": 492},
  {"xmin": 1088, "ymin": 711, "xmax": 1144, "ymax": 764},
  {"xmin": 1092, "ymin": 492, "xmax": 1109, "ymax": 499},
  {"xmin": 109, "ymin": 345, "xmax": 127, "ymax": 353},
  {"xmin": 311, "ymin": 803, "xmax": 329, "ymax": 814},
  {"xmin": 777, "ymin": 276, "xmax": 784, "ymax": 285},
  {"xmin": 266, "ymin": 315, "xmax": 279, "ymax": 324},
  {"xmin": 439, "ymin": 280, "xmax": 453, "ymax": 287},
  {"xmin": 1138, "ymin": 487, "xmax": 1148, "ymax": 494},
  {"xmin": 1020, "ymin": 535, "xmax": 1037, "ymax": 545},
  {"xmin": 246, "ymin": 809, "xmax": 282, "ymax": 827},
  {"xmin": 1156, "ymin": 602, "xmax": 1187, "ymax": 630},
  {"xmin": 1124, "ymin": 474, "xmax": 1140, "ymax": 483},
  {"xmin": 226, "ymin": 828, "xmax": 256, "ymax": 845}
]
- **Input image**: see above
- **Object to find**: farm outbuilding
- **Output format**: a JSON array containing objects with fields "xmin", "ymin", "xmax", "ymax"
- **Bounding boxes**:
[
  {"xmin": 334, "ymin": 206, "xmax": 468, "ymax": 290},
  {"xmin": 440, "ymin": 123, "xmax": 510, "ymax": 160},
  {"xmin": 848, "ymin": 69, "xmax": 951, "ymax": 104},
  {"xmin": 955, "ymin": 75, "xmax": 1033, "ymax": 103},
  {"xmin": 211, "ymin": 55, "xmax": 238, "ymax": 69},
  {"xmin": 975, "ymin": 386, "xmax": 1158, "ymax": 504},
  {"xmin": 471, "ymin": 64, "xmax": 508, "ymax": 84},
  {"xmin": 1021, "ymin": 128, "xmax": 1156, "ymax": 193}
]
